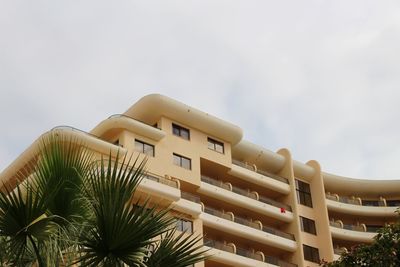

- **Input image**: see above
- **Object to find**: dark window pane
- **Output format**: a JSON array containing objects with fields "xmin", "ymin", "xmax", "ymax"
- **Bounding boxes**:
[
  {"xmin": 143, "ymin": 143, "xmax": 154, "ymax": 156},
  {"xmin": 135, "ymin": 140, "xmax": 154, "ymax": 157},
  {"xmin": 215, "ymin": 144, "xmax": 224, "ymax": 153},
  {"xmin": 173, "ymin": 153, "xmax": 191, "ymax": 170},
  {"xmin": 208, "ymin": 141, "xmax": 215, "ymax": 150},
  {"xmin": 176, "ymin": 218, "xmax": 193, "ymax": 233},
  {"xmin": 296, "ymin": 179, "xmax": 313, "ymax": 207},
  {"xmin": 172, "ymin": 123, "xmax": 190, "ymax": 140},
  {"xmin": 303, "ymin": 245, "xmax": 320, "ymax": 263},
  {"xmin": 135, "ymin": 140, "xmax": 144, "ymax": 152},
  {"xmin": 173, "ymin": 126, "xmax": 180, "ymax": 136},
  {"xmin": 181, "ymin": 128, "xmax": 190, "ymax": 140},
  {"xmin": 182, "ymin": 157, "xmax": 191, "ymax": 170},
  {"xmin": 173, "ymin": 154, "xmax": 181, "ymax": 166},
  {"xmin": 207, "ymin": 138, "xmax": 224, "ymax": 153},
  {"xmin": 296, "ymin": 180, "xmax": 311, "ymax": 193},
  {"xmin": 182, "ymin": 220, "xmax": 193, "ymax": 233},
  {"xmin": 300, "ymin": 216, "xmax": 317, "ymax": 235}
]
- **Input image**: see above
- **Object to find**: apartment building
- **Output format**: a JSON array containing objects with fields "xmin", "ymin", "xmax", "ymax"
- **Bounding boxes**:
[{"xmin": 1, "ymin": 94, "xmax": 399, "ymax": 267}]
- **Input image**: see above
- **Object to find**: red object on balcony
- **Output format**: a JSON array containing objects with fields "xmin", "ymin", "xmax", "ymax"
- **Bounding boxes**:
[{"xmin": 280, "ymin": 207, "xmax": 286, "ymax": 213}]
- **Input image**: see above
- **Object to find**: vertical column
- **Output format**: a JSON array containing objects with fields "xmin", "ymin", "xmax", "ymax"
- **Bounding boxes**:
[
  {"xmin": 277, "ymin": 148, "xmax": 305, "ymax": 267},
  {"xmin": 306, "ymin": 160, "xmax": 334, "ymax": 262}
]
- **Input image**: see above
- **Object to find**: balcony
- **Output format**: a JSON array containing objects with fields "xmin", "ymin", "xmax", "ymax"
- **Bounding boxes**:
[
  {"xmin": 145, "ymin": 173, "xmax": 179, "ymax": 188},
  {"xmin": 329, "ymin": 221, "xmax": 377, "ymax": 243},
  {"xmin": 199, "ymin": 176, "xmax": 293, "ymax": 222},
  {"xmin": 171, "ymin": 191, "xmax": 202, "ymax": 218},
  {"xmin": 325, "ymin": 193, "xmax": 398, "ymax": 217},
  {"xmin": 232, "ymin": 160, "xmax": 289, "ymax": 184},
  {"xmin": 204, "ymin": 238, "xmax": 297, "ymax": 267},
  {"xmin": 181, "ymin": 191, "xmax": 201, "ymax": 203},
  {"xmin": 52, "ymin": 126, "xmax": 125, "ymax": 156},
  {"xmin": 108, "ymin": 114, "xmax": 161, "ymax": 129},
  {"xmin": 91, "ymin": 114, "xmax": 166, "ymax": 142},
  {"xmin": 201, "ymin": 206, "xmax": 296, "ymax": 252},
  {"xmin": 229, "ymin": 160, "xmax": 290, "ymax": 194},
  {"xmin": 90, "ymin": 158, "xmax": 180, "ymax": 202},
  {"xmin": 136, "ymin": 172, "xmax": 180, "ymax": 201}
]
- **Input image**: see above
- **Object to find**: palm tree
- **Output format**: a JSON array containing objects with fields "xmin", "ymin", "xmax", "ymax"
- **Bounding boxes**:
[{"xmin": 0, "ymin": 133, "xmax": 207, "ymax": 266}]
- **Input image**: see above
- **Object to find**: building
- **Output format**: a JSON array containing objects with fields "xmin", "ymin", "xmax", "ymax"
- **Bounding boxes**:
[{"xmin": 1, "ymin": 94, "xmax": 399, "ymax": 267}]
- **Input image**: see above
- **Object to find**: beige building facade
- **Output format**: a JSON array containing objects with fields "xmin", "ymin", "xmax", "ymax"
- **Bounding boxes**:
[{"xmin": 1, "ymin": 94, "xmax": 399, "ymax": 267}]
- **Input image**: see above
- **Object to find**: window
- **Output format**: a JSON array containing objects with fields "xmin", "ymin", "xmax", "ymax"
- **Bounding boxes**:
[
  {"xmin": 173, "ymin": 153, "xmax": 191, "ymax": 170},
  {"xmin": 303, "ymin": 245, "xmax": 320, "ymax": 263},
  {"xmin": 176, "ymin": 218, "xmax": 193, "ymax": 233},
  {"xmin": 172, "ymin": 123, "xmax": 190, "ymax": 140},
  {"xmin": 300, "ymin": 216, "xmax": 317, "ymax": 235},
  {"xmin": 207, "ymin": 137, "xmax": 224, "ymax": 153},
  {"xmin": 296, "ymin": 179, "xmax": 313, "ymax": 207},
  {"xmin": 135, "ymin": 140, "xmax": 154, "ymax": 156}
]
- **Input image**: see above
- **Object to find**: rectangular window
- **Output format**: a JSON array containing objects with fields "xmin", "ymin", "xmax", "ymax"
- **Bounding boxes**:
[
  {"xmin": 172, "ymin": 123, "xmax": 190, "ymax": 140},
  {"xmin": 134, "ymin": 140, "xmax": 154, "ymax": 157},
  {"xmin": 173, "ymin": 153, "xmax": 191, "ymax": 170},
  {"xmin": 176, "ymin": 218, "xmax": 193, "ymax": 233},
  {"xmin": 296, "ymin": 179, "xmax": 313, "ymax": 207},
  {"xmin": 300, "ymin": 216, "xmax": 317, "ymax": 235},
  {"xmin": 207, "ymin": 137, "xmax": 224, "ymax": 153},
  {"xmin": 303, "ymin": 244, "xmax": 320, "ymax": 263}
]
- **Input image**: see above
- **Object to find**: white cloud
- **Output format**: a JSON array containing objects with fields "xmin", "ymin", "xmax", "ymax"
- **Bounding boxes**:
[{"xmin": 1, "ymin": 1, "xmax": 400, "ymax": 180}]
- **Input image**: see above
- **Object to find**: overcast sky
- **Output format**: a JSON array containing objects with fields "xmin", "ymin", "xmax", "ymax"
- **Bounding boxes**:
[{"xmin": 1, "ymin": 1, "xmax": 400, "ymax": 180}]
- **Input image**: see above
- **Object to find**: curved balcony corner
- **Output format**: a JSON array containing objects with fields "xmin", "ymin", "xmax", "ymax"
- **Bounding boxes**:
[
  {"xmin": 229, "ymin": 161, "xmax": 290, "ymax": 195},
  {"xmin": 326, "ymin": 198, "xmax": 398, "ymax": 217},
  {"xmin": 91, "ymin": 114, "xmax": 166, "ymax": 141},
  {"xmin": 137, "ymin": 173, "xmax": 180, "ymax": 201},
  {"xmin": 199, "ymin": 176, "xmax": 293, "ymax": 222},
  {"xmin": 330, "ymin": 225, "xmax": 376, "ymax": 243},
  {"xmin": 201, "ymin": 207, "xmax": 296, "ymax": 252},
  {"xmin": 204, "ymin": 238, "xmax": 296, "ymax": 267},
  {"xmin": 170, "ymin": 197, "xmax": 202, "ymax": 218}
]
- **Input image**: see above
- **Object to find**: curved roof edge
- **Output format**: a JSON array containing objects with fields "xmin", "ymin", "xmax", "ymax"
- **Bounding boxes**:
[
  {"xmin": 232, "ymin": 140, "xmax": 286, "ymax": 173},
  {"xmin": 323, "ymin": 172, "xmax": 400, "ymax": 197},
  {"xmin": 232, "ymin": 140, "xmax": 316, "ymax": 178},
  {"xmin": 124, "ymin": 94, "xmax": 243, "ymax": 145},
  {"xmin": 232, "ymin": 140, "xmax": 400, "ymax": 196},
  {"xmin": 0, "ymin": 127, "xmax": 125, "ymax": 185},
  {"xmin": 91, "ymin": 115, "xmax": 166, "ymax": 141}
]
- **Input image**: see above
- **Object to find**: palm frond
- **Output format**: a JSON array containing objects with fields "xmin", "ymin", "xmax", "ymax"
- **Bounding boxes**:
[
  {"xmin": 0, "ymin": 175, "xmax": 60, "ymax": 265},
  {"xmin": 34, "ymin": 133, "xmax": 94, "ymax": 224},
  {"xmin": 145, "ymin": 229, "xmax": 209, "ymax": 267},
  {"xmin": 76, "ymin": 153, "xmax": 176, "ymax": 267}
]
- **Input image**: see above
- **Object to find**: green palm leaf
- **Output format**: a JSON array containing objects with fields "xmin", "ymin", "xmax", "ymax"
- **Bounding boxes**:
[
  {"xmin": 76, "ymin": 153, "xmax": 176, "ymax": 267},
  {"xmin": 0, "ymin": 174, "xmax": 59, "ymax": 266},
  {"xmin": 1, "ymin": 134, "xmax": 208, "ymax": 266},
  {"xmin": 145, "ymin": 229, "xmax": 209, "ymax": 267},
  {"xmin": 34, "ymin": 133, "xmax": 94, "ymax": 224}
]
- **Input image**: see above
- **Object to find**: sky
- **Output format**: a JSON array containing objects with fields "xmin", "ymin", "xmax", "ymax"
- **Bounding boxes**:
[{"xmin": 1, "ymin": 1, "xmax": 400, "ymax": 180}]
